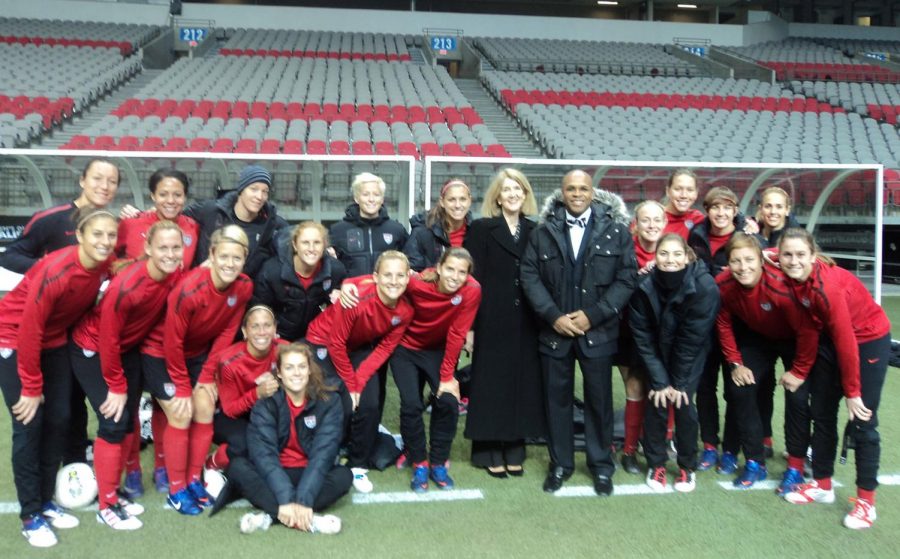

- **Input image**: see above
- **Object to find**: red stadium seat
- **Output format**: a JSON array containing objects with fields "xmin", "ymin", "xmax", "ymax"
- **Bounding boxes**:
[
  {"xmin": 188, "ymin": 137, "xmax": 212, "ymax": 152},
  {"xmin": 234, "ymin": 139, "xmax": 258, "ymax": 153},
  {"xmin": 283, "ymin": 139, "xmax": 305, "ymax": 154},
  {"xmin": 212, "ymin": 138, "xmax": 235, "ymax": 153},
  {"xmin": 164, "ymin": 137, "xmax": 187, "ymax": 151},
  {"xmin": 260, "ymin": 139, "xmax": 282, "ymax": 153}
]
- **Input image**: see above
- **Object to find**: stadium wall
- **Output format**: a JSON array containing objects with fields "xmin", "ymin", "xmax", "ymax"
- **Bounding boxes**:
[{"xmin": 0, "ymin": 0, "xmax": 169, "ymax": 25}]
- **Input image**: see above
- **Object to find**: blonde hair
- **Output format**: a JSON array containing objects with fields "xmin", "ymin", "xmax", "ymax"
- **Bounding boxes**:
[
  {"xmin": 210, "ymin": 224, "xmax": 249, "ymax": 255},
  {"xmin": 291, "ymin": 221, "xmax": 329, "ymax": 248},
  {"xmin": 351, "ymin": 172, "xmax": 386, "ymax": 198},
  {"xmin": 631, "ymin": 200, "xmax": 667, "ymax": 235},
  {"xmin": 755, "ymin": 186, "xmax": 792, "ymax": 223},
  {"xmin": 481, "ymin": 168, "xmax": 538, "ymax": 218},
  {"xmin": 373, "ymin": 250, "xmax": 410, "ymax": 274}
]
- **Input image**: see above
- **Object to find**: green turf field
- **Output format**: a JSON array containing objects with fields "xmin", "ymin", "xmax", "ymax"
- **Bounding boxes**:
[{"xmin": 2, "ymin": 299, "xmax": 899, "ymax": 559}]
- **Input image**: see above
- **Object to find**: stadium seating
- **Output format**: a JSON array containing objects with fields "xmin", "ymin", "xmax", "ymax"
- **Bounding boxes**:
[
  {"xmin": 0, "ymin": 17, "xmax": 160, "ymax": 56},
  {"xmin": 220, "ymin": 29, "xmax": 412, "ymax": 61}
]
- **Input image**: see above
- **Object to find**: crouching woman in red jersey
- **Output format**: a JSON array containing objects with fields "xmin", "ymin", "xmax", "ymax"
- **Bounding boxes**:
[
  {"xmin": 629, "ymin": 234, "xmax": 719, "ymax": 494},
  {"xmin": 229, "ymin": 343, "xmax": 351, "ymax": 535},
  {"xmin": 0, "ymin": 208, "xmax": 117, "ymax": 548},
  {"xmin": 388, "ymin": 247, "xmax": 481, "ymax": 493},
  {"xmin": 69, "ymin": 220, "xmax": 184, "ymax": 530},
  {"xmin": 140, "ymin": 225, "xmax": 253, "ymax": 515},
  {"xmin": 778, "ymin": 229, "xmax": 891, "ymax": 530},
  {"xmin": 716, "ymin": 234, "xmax": 819, "ymax": 491},
  {"xmin": 206, "ymin": 305, "xmax": 283, "ymax": 479},
  {"xmin": 305, "ymin": 251, "xmax": 413, "ymax": 494}
]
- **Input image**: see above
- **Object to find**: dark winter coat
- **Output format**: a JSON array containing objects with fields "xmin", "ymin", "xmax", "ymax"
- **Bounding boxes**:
[
  {"xmin": 763, "ymin": 213, "xmax": 802, "ymax": 248},
  {"xmin": 247, "ymin": 389, "xmax": 343, "ymax": 508},
  {"xmin": 687, "ymin": 212, "xmax": 760, "ymax": 275},
  {"xmin": 252, "ymin": 238, "xmax": 346, "ymax": 342},
  {"xmin": 184, "ymin": 191, "xmax": 288, "ymax": 277},
  {"xmin": 520, "ymin": 189, "xmax": 638, "ymax": 358},
  {"xmin": 329, "ymin": 204, "xmax": 408, "ymax": 277},
  {"xmin": 463, "ymin": 216, "xmax": 546, "ymax": 441},
  {"xmin": 403, "ymin": 211, "xmax": 473, "ymax": 272},
  {"xmin": 628, "ymin": 261, "xmax": 720, "ymax": 392}
]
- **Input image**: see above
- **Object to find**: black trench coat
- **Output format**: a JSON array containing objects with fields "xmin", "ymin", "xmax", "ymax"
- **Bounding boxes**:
[{"xmin": 464, "ymin": 216, "xmax": 546, "ymax": 441}]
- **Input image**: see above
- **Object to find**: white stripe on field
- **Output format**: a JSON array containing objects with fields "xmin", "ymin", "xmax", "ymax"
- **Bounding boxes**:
[
  {"xmin": 877, "ymin": 474, "xmax": 900, "ymax": 485},
  {"xmin": 352, "ymin": 489, "xmax": 483, "ymax": 504},
  {"xmin": 716, "ymin": 479, "xmax": 844, "ymax": 491},
  {"xmin": 554, "ymin": 484, "xmax": 674, "ymax": 497}
]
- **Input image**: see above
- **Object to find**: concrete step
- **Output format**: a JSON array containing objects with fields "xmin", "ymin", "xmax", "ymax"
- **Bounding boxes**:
[
  {"xmin": 36, "ymin": 68, "xmax": 165, "ymax": 148},
  {"xmin": 453, "ymin": 77, "xmax": 544, "ymax": 158}
]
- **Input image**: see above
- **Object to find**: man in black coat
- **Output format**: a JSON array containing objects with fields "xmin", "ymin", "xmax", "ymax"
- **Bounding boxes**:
[{"xmin": 521, "ymin": 170, "xmax": 637, "ymax": 496}]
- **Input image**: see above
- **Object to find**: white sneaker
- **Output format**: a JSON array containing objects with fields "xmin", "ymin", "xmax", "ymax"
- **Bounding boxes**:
[
  {"xmin": 351, "ymin": 468, "xmax": 374, "ymax": 493},
  {"xmin": 843, "ymin": 498, "xmax": 876, "ymax": 530},
  {"xmin": 117, "ymin": 494, "xmax": 145, "ymax": 516},
  {"xmin": 784, "ymin": 481, "xmax": 835, "ymax": 504},
  {"xmin": 97, "ymin": 504, "xmax": 143, "ymax": 531},
  {"xmin": 673, "ymin": 469, "xmax": 696, "ymax": 493},
  {"xmin": 311, "ymin": 514, "xmax": 342, "ymax": 535},
  {"xmin": 646, "ymin": 466, "xmax": 667, "ymax": 493},
  {"xmin": 41, "ymin": 502, "xmax": 79, "ymax": 529},
  {"xmin": 240, "ymin": 512, "xmax": 273, "ymax": 534},
  {"xmin": 22, "ymin": 515, "xmax": 57, "ymax": 548}
]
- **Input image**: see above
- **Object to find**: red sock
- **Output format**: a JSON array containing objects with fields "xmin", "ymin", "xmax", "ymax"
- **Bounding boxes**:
[
  {"xmin": 623, "ymin": 399, "xmax": 645, "ymax": 455},
  {"xmin": 666, "ymin": 405, "xmax": 675, "ymax": 440},
  {"xmin": 164, "ymin": 425, "xmax": 189, "ymax": 494},
  {"xmin": 152, "ymin": 403, "xmax": 168, "ymax": 470},
  {"xmin": 187, "ymin": 422, "xmax": 214, "ymax": 482},
  {"xmin": 762, "ymin": 436, "xmax": 773, "ymax": 448},
  {"xmin": 858, "ymin": 488, "xmax": 875, "ymax": 505},
  {"xmin": 704, "ymin": 442, "xmax": 717, "ymax": 451},
  {"xmin": 208, "ymin": 443, "xmax": 230, "ymax": 471},
  {"xmin": 787, "ymin": 455, "xmax": 805, "ymax": 472},
  {"xmin": 93, "ymin": 438, "xmax": 123, "ymax": 510},
  {"xmin": 815, "ymin": 477, "xmax": 833, "ymax": 490},
  {"xmin": 125, "ymin": 417, "xmax": 141, "ymax": 474}
]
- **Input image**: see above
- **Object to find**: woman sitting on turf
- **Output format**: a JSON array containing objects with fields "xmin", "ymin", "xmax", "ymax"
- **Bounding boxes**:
[
  {"xmin": 629, "ymin": 234, "xmax": 720, "ymax": 493},
  {"xmin": 228, "ymin": 342, "xmax": 351, "ymax": 535}
]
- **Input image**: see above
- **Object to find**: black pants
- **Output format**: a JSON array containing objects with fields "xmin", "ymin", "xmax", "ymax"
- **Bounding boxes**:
[
  {"xmin": 724, "ymin": 333, "xmax": 796, "ymax": 464},
  {"xmin": 0, "ymin": 346, "xmax": 71, "ymax": 518},
  {"xmin": 309, "ymin": 343, "xmax": 384, "ymax": 469},
  {"xmin": 63, "ymin": 377, "xmax": 91, "ymax": 465},
  {"xmin": 213, "ymin": 412, "xmax": 250, "ymax": 460},
  {"xmin": 808, "ymin": 333, "xmax": 889, "ymax": 491},
  {"xmin": 226, "ymin": 456, "xmax": 352, "ymax": 520},
  {"xmin": 696, "ymin": 337, "xmax": 739, "ymax": 453},
  {"xmin": 643, "ymin": 376, "xmax": 701, "ymax": 471},
  {"xmin": 471, "ymin": 440, "xmax": 526, "ymax": 469},
  {"xmin": 390, "ymin": 345, "xmax": 459, "ymax": 465},
  {"xmin": 541, "ymin": 347, "xmax": 615, "ymax": 478},
  {"xmin": 69, "ymin": 343, "xmax": 143, "ymax": 444}
]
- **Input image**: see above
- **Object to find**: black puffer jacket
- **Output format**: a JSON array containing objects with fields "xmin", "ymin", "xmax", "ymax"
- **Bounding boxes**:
[
  {"xmin": 628, "ymin": 261, "xmax": 720, "ymax": 392},
  {"xmin": 329, "ymin": 204, "xmax": 408, "ymax": 277},
  {"xmin": 403, "ymin": 211, "xmax": 473, "ymax": 272},
  {"xmin": 247, "ymin": 389, "xmax": 343, "ymax": 508},
  {"xmin": 252, "ymin": 238, "xmax": 346, "ymax": 342},
  {"xmin": 521, "ymin": 189, "xmax": 637, "ymax": 358},
  {"xmin": 184, "ymin": 191, "xmax": 288, "ymax": 277}
]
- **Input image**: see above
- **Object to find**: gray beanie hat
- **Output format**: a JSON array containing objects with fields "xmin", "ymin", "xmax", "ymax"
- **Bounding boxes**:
[{"xmin": 236, "ymin": 165, "xmax": 272, "ymax": 194}]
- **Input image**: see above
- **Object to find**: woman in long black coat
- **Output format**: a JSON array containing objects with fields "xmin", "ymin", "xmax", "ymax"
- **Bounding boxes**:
[{"xmin": 464, "ymin": 168, "xmax": 545, "ymax": 477}]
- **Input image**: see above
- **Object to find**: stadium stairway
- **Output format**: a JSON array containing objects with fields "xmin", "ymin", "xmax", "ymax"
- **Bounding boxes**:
[
  {"xmin": 408, "ymin": 47, "xmax": 427, "ymax": 65},
  {"xmin": 36, "ymin": 69, "xmax": 165, "ymax": 149},
  {"xmin": 454, "ymin": 78, "xmax": 543, "ymax": 158}
]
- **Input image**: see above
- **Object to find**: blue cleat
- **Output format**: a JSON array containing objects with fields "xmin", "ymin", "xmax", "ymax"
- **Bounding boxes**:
[
  {"xmin": 166, "ymin": 488, "xmax": 202, "ymax": 516},
  {"xmin": 776, "ymin": 467, "xmax": 805, "ymax": 496},
  {"xmin": 154, "ymin": 467, "xmax": 169, "ymax": 494},
  {"xmin": 697, "ymin": 448, "xmax": 718, "ymax": 471},
  {"xmin": 411, "ymin": 464, "xmax": 429, "ymax": 493},
  {"xmin": 187, "ymin": 480, "xmax": 214, "ymax": 508},
  {"xmin": 717, "ymin": 452, "xmax": 738, "ymax": 475},
  {"xmin": 123, "ymin": 470, "xmax": 144, "ymax": 499},
  {"xmin": 733, "ymin": 460, "xmax": 767, "ymax": 489},
  {"xmin": 429, "ymin": 464, "xmax": 455, "ymax": 491}
]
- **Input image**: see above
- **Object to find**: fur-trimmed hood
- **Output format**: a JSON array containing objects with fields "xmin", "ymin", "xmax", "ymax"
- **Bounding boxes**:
[{"xmin": 539, "ymin": 188, "xmax": 631, "ymax": 226}]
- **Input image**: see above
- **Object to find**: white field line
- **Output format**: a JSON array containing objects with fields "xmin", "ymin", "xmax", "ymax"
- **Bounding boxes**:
[{"xmin": 352, "ymin": 489, "xmax": 484, "ymax": 504}]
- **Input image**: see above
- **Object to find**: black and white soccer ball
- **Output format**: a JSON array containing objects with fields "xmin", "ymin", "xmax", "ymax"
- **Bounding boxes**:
[{"xmin": 54, "ymin": 462, "xmax": 97, "ymax": 509}]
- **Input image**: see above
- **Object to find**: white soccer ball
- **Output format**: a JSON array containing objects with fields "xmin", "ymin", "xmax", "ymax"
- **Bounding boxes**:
[
  {"xmin": 204, "ymin": 468, "xmax": 227, "ymax": 501},
  {"xmin": 54, "ymin": 462, "xmax": 98, "ymax": 509}
]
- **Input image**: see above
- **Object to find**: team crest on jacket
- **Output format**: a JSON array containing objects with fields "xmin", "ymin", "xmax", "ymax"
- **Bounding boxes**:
[
  {"xmin": 317, "ymin": 347, "xmax": 328, "ymax": 360},
  {"xmin": 0, "ymin": 348, "xmax": 12, "ymax": 359},
  {"xmin": 391, "ymin": 316, "xmax": 401, "ymax": 326},
  {"xmin": 801, "ymin": 297, "xmax": 810, "ymax": 307},
  {"xmin": 164, "ymin": 383, "xmax": 176, "ymax": 397},
  {"xmin": 304, "ymin": 415, "xmax": 317, "ymax": 429},
  {"xmin": 323, "ymin": 279, "xmax": 332, "ymax": 291},
  {"xmin": 760, "ymin": 302, "xmax": 772, "ymax": 311},
  {"xmin": 227, "ymin": 295, "xmax": 238, "ymax": 307},
  {"xmin": 685, "ymin": 220, "xmax": 695, "ymax": 230},
  {"xmin": 451, "ymin": 295, "xmax": 462, "ymax": 306},
  {"xmin": 383, "ymin": 233, "xmax": 393, "ymax": 244},
  {"xmin": 183, "ymin": 234, "xmax": 193, "ymax": 247}
]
